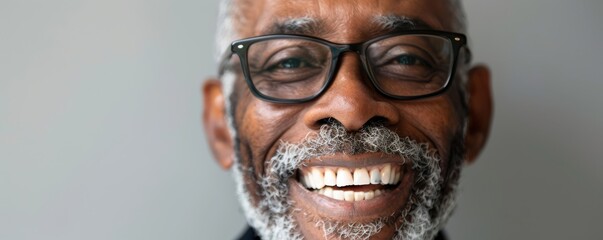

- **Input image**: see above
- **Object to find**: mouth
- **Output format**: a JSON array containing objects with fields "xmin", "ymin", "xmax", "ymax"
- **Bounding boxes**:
[
  {"xmin": 289, "ymin": 153, "xmax": 414, "ymax": 221},
  {"xmin": 297, "ymin": 163, "xmax": 403, "ymax": 202}
]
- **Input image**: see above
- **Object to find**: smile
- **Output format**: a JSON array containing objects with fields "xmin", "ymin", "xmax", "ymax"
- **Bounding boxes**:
[
  {"xmin": 298, "ymin": 163, "xmax": 403, "ymax": 202},
  {"xmin": 289, "ymin": 154, "xmax": 414, "ymax": 221}
]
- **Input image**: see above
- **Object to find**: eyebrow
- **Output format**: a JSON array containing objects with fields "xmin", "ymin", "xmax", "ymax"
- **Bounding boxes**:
[
  {"xmin": 261, "ymin": 15, "xmax": 434, "ymax": 37},
  {"xmin": 262, "ymin": 17, "xmax": 327, "ymax": 36},
  {"xmin": 372, "ymin": 15, "xmax": 434, "ymax": 32}
]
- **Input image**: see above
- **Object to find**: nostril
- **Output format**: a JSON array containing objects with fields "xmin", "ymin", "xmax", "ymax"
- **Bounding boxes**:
[
  {"xmin": 366, "ymin": 116, "xmax": 390, "ymax": 127},
  {"xmin": 314, "ymin": 116, "xmax": 390, "ymax": 132},
  {"xmin": 317, "ymin": 117, "xmax": 339, "ymax": 126}
]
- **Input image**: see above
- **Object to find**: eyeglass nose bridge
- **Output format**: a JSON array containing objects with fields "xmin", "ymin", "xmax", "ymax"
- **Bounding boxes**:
[
  {"xmin": 330, "ymin": 42, "xmax": 366, "ymax": 58},
  {"xmin": 325, "ymin": 42, "xmax": 374, "ymax": 89}
]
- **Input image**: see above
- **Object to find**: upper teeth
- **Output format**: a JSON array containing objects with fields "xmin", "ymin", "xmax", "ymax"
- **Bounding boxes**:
[{"xmin": 300, "ymin": 163, "xmax": 402, "ymax": 190}]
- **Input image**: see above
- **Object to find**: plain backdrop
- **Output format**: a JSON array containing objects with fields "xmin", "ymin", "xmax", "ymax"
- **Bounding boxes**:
[{"xmin": 1, "ymin": 0, "xmax": 602, "ymax": 239}]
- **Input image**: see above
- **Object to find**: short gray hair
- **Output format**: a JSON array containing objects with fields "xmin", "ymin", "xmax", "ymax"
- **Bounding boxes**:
[{"xmin": 214, "ymin": 0, "xmax": 237, "ymax": 63}]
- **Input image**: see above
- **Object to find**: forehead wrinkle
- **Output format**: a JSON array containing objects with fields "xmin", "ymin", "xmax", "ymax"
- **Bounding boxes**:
[{"xmin": 308, "ymin": 0, "xmax": 367, "ymax": 39}]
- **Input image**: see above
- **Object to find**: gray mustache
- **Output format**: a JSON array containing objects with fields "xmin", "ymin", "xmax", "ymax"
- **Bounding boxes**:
[{"xmin": 268, "ymin": 121, "xmax": 435, "ymax": 181}]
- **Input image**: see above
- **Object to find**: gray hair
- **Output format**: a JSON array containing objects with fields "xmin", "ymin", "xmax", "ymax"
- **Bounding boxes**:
[{"xmin": 214, "ymin": 0, "xmax": 238, "ymax": 63}]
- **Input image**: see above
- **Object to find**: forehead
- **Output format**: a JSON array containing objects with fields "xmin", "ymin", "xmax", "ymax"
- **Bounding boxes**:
[{"xmin": 235, "ymin": 0, "xmax": 456, "ymax": 42}]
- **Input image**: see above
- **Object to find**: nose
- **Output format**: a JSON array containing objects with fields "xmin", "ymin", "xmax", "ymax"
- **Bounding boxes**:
[{"xmin": 303, "ymin": 54, "xmax": 400, "ymax": 131}]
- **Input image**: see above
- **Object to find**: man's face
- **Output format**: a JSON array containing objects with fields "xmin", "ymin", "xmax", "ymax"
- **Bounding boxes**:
[{"xmin": 204, "ymin": 0, "xmax": 492, "ymax": 239}]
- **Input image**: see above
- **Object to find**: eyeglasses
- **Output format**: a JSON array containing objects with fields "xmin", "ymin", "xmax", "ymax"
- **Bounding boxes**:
[{"xmin": 220, "ymin": 30, "xmax": 470, "ymax": 104}]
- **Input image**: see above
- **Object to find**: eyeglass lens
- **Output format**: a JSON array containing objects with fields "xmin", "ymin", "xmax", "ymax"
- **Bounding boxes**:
[{"xmin": 245, "ymin": 34, "xmax": 453, "ymax": 100}]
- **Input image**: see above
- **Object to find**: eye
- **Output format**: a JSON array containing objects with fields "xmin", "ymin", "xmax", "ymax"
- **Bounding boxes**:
[
  {"xmin": 393, "ymin": 54, "xmax": 431, "ymax": 67},
  {"xmin": 281, "ymin": 58, "xmax": 302, "ymax": 68},
  {"xmin": 268, "ymin": 58, "xmax": 307, "ymax": 71}
]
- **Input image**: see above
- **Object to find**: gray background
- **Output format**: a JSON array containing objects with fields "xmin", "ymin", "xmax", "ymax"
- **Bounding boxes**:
[{"xmin": 1, "ymin": 0, "xmax": 602, "ymax": 239}]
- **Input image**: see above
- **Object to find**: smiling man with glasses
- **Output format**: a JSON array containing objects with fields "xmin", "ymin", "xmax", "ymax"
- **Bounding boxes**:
[{"xmin": 203, "ymin": 0, "xmax": 492, "ymax": 239}]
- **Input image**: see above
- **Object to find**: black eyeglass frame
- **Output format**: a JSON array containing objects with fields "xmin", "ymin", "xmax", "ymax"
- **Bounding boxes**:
[{"xmin": 220, "ymin": 30, "xmax": 470, "ymax": 104}]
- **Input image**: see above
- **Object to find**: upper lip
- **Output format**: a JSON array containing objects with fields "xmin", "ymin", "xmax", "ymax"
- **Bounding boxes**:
[{"xmin": 299, "ymin": 152, "xmax": 409, "ymax": 168}]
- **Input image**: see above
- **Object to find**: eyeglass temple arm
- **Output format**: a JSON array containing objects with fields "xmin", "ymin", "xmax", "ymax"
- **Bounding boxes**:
[
  {"xmin": 217, "ymin": 47, "xmax": 235, "ymax": 76},
  {"xmin": 462, "ymin": 46, "xmax": 472, "ymax": 64}
]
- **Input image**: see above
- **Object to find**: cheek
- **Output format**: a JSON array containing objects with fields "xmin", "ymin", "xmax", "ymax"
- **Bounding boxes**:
[
  {"xmin": 235, "ymin": 93, "xmax": 305, "ymax": 176},
  {"xmin": 430, "ymin": 92, "xmax": 465, "ymax": 174},
  {"xmin": 396, "ymin": 93, "xmax": 464, "ymax": 169}
]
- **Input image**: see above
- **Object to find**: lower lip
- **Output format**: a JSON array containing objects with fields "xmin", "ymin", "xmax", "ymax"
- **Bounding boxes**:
[{"xmin": 288, "ymin": 166, "xmax": 414, "ymax": 221}]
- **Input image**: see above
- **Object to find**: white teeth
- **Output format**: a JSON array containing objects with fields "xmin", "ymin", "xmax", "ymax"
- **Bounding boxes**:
[
  {"xmin": 300, "ymin": 163, "xmax": 402, "ymax": 191},
  {"xmin": 317, "ymin": 189, "xmax": 383, "ymax": 201},
  {"xmin": 354, "ymin": 192, "xmax": 365, "ymax": 201},
  {"xmin": 301, "ymin": 174, "xmax": 308, "ymax": 187},
  {"xmin": 381, "ymin": 164, "xmax": 391, "ymax": 185},
  {"xmin": 370, "ymin": 168, "xmax": 381, "ymax": 184},
  {"xmin": 389, "ymin": 166, "xmax": 396, "ymax": 184},
  {"xmin": 333, "ymin": 190, "xmax": 344, "ymax": 200},
  {"xmin": 304, "ymin": 174, "xmax": 313, "ymax": 189},
  {"xmin": 353, "ymin": 168, "xmax": 370, "ymax": 185},
  {"xmin": 323, "ymin": 187, "xmax": 333, "ymax": 198},
  {"xmin": 344, "ymin": 191, "xmax": 354, "ymax": 202},
  {"xmin": 324, "ymin": 168, "xmax": 336, "ymax": 186},
  {"xmin": 336, "ymin": 168, "xmax": 354, "ymax": 187},
  {"xmin": 365, "ymin": 191, "xmax": 374, "ymax": 200},
  {"xmin": 311, "ymin": 168, "xmax": 325, "ymax": 189}
]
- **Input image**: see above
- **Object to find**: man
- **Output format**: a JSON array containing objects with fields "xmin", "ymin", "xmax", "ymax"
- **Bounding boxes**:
[{"xmin": 203, "ymin": 0, "xmax": 492, "ymax": 239}]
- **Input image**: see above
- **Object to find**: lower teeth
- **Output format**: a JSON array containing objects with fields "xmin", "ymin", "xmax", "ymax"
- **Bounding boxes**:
[{"xmin": 314, "ymin": 187, "xmax": 386, "ymax": 202}]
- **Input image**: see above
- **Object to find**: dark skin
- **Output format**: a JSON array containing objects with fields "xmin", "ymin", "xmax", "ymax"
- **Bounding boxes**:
[{"xmin": 203, "ymin": 0, "xmax": 492, "ymax": 239}]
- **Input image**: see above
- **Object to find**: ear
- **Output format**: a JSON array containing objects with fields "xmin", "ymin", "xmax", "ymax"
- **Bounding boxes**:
[
  {"xmin": 463, "ymin": 65, "xmax": 493, "ymax": 164},
  {"xmin": 202, "ymin": 78, "xmax": 234, "ymax": 170}
]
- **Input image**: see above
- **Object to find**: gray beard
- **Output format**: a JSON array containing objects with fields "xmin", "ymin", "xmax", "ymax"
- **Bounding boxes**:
[{"xmin": 231, "ymin": 121, "xmax": 463, "ymax": 240}]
